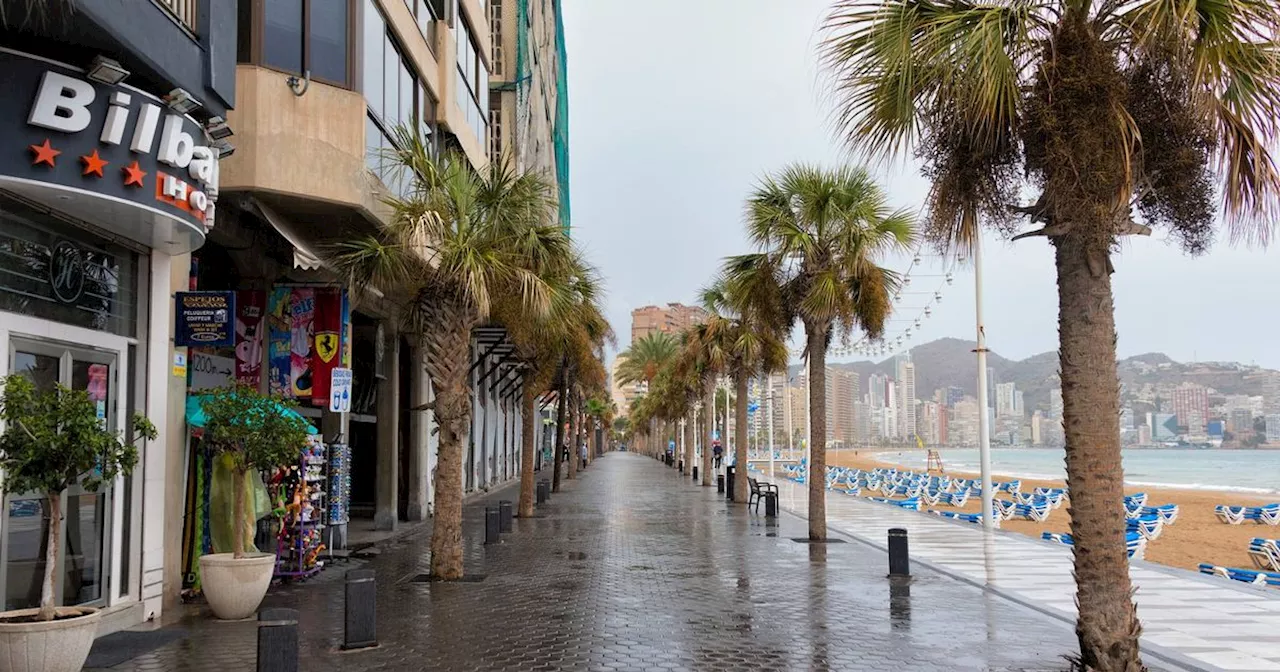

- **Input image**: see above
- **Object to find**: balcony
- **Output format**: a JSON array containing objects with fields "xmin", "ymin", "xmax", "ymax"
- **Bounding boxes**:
[{"xmin": 152, "ymin": 0, "xmax": 198, "ymax": 33}]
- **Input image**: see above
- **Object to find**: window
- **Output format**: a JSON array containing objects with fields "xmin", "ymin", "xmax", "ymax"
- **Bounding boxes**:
[
  {"xmin": 489, "ymin": 0, "xmax": 503, "ymax": 77},
  {"xmin": 363, "ymin": 0, "xmax": 438, "ymax": 194},
  {"xmin": 488, "ymin": 92, "xmax": 502, "ymax": 160},
  {"xmin": 404, "ymin": 0, "xmax": 444, "ymax": 52},
  {"xmin": 454, "ymin": 17, "xmax": 488, "ymax": 144},
  {"xmin": 257, "ymin": 0, "xmax": 352, "ymax": 86}
]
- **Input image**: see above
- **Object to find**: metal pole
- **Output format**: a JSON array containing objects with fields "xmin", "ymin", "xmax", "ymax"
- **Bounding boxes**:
[
  {"xmin": 767, "ymin": 373, "xmax": 775, "ymax": 477},
  {"xmin": 804, "ymin": 359, "xmax": 812, "ymax": 469},
  {"xmin": 974, "ymin": 233, "xmax": 996, "ymax": 531},
  {"xmin": 786, "ymin": 370, "xmax": 794, "ymax": 459}
]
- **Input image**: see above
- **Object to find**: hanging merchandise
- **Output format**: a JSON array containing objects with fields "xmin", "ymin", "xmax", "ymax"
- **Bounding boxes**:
[
  {"xmin": 311, "ymin": 288, "xmax": 342, "ymax": 408},
  {"xmin": 267, "ymin": 288, "xmax": 293, "ymax": 397},
  {"xmin": 269, "ymin": 435, "xmax": 327, "ymax": 580},
  {"xmin": 290, "ymin": 288, "xmax": 315, "ymax": 399},
  {"xmin": 340, "ymin": 289, "xmax": 352, "ymax": 368},
  {"xmin": 235, "ymin": 290, "xmax": 266, "ymax": 387}
]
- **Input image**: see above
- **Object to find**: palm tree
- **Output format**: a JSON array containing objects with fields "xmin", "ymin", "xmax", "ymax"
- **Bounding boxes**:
[
  {"xmin": 616, "ymin": 332, "xmax": 681, "ymax": 457},
  {"xmin": 332, "ymin": 133, "xmax": 569, "ymax": 580},
  {"xmin": 732, "ymin": 164, "xmax": 911, "ymax": 534},
  {"xmin": 505, "ymin": 263, "xmax": 610, "ymax": 516},
  {"xmin": 822, "ymin": 0, "xmax": 1280, "ymax": 665},
  {"xmin": 699, "ymin": 278, "xmax": 789, "ymax": 503},
  {"xmin": 584, "ymin": 396, "xmax": 613, "ymax": 459}
]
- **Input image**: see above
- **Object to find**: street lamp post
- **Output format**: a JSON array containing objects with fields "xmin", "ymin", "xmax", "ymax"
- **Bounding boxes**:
[
  {"xmin": 767, "ymin": 373, "xmax": 775, "ymax": 477},
  {"xmin": 974, "ymin": 234, "xmax": 996, "ymax": 531}
]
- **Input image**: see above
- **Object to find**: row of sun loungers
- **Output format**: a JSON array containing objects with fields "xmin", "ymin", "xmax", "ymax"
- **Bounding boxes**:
[
  {"xmin": 1199, "ymin": 564, "xmax": 1280, "ymax": 587},
  {"xmin": 1214, "ymin": 504, "xmax": 1280, "ymax": 525},
  {"xmin": 1042, "ymin": 531, "xmax": 1147, "ymax": 560}
]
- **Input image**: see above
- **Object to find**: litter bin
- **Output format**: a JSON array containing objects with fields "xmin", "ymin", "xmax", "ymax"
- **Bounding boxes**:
[
  {"xmin": 716, "ymin": 474, "xmax": 725, "ymax": 494},
  {"xmin": 726, "ymin": 465, "xmax": 736, "ymax": 502}
]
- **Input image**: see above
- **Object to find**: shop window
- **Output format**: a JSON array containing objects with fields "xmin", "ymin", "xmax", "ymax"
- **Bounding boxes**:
[{"xmin": 0, "ymin": 195, "xmax": 138, "ymax": 338}]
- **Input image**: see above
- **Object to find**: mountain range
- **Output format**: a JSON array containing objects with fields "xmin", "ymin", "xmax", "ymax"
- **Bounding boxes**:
[{"xmin": 803, "ymin": 338, "xmax": 1275, "ymax": 414}]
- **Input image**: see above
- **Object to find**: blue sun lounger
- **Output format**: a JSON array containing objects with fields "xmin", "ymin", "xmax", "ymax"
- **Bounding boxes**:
[
  {"xmin": 1042, "ymin": 531, "xmax": 1146, "ymax": 559},
  {"xmin": 1215, "ymin": 504, "xmax": 1280, "ymax": 525},
  {"xmin": 867, "ymin": 496, "xmax": 922, "ymax": 511},
  {"xmin": 1137, "ymin": 504, "xmax": 1179, "ymax": 525},
  {"xmin": 931, "ymin": 510, "xmax": 983, "ymax": 524},
  {"xmin": 1249, "ymin": 538, "xmax": 1280, "ymax": 572},
  {"xmin": 1127, "ymin": 514, "xmax": 1164, "ymax": 540},
  {"xmin": 1199, "ymin": 563, "xmax": 1280, "ymax": 587}
]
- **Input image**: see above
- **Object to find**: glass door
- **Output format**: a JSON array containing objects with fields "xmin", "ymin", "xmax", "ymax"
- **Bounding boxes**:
[{"xmin": 3, "ymin": 339, "xmax": 118, "ymax": 610}]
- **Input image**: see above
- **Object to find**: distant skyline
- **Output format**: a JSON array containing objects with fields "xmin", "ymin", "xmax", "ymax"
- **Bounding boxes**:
[{"xmin": 563, "ymin": 0, "xmax": 1280, "ymax": 370}]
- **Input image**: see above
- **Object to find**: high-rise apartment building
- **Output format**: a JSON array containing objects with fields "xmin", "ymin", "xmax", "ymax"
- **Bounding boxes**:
[
  {"xmin": 630, "ymin": 303, "xmax": 708, "ymax": 343},
  {"xmin": 1172, "ymin": 382, "xmax": 1210, "ymax": 434},
  {"xmin": 1230, "ymin": 408, "xmax": 1255, "ymax": 435},
  {"xmin": 995, "ymin": 382, "xmax": 1017, "ymax": 417},
  {"xmin": 896, "ymin": 354, "xmax": 916, "ymax": 440},
  {"xmin": 827, "ymin": 368, "xmax": 859, "ymax": 446}
]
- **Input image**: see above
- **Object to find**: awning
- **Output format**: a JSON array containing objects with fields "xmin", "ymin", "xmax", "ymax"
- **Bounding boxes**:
[
  {"xmin": 248, "ymin": 197, "xmax": 325, "ymax": 271},
  {"xmin": 185, "ymin": 394, "xmax": 318, "ymax": 434}
]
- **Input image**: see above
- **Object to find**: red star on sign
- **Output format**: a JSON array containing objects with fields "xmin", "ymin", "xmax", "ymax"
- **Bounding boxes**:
[
  {"xmin": 122, "ymin": 160, "xmax": 146, "ymax": 188},
  {"xmin": 80, "ymin": 149, "xmax": 108, "ymax": 178},
  {"xmin": 29, "ymin": 139, "xmax": 60, "ymax": 167}
]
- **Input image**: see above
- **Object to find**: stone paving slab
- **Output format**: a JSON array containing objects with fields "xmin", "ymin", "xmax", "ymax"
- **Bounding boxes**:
[
  {"xmin": 92, "ymin": 454, "xmax": 1087, "ymax": 671},
  {"xmin": 758, "ymin": 469, "xmax": 1280, "ymax": 672}
]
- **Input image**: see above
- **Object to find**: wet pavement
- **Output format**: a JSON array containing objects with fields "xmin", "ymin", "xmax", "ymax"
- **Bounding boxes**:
[{"xmin": 92, "ymin": 453, "xmax": 1083, "ymax": 671}]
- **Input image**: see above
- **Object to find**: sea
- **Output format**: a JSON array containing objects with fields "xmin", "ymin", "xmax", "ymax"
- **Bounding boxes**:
[{"xmin": 871, "ymin": 448, "xmax": 1280, "ymax": 495}]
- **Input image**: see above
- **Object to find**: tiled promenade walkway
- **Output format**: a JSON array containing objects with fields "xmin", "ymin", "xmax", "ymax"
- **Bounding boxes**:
[
  {"xmin": 91, "ymin": 453, "xmax": 1084, "ymax": 671},
  {"xmin": 759, "ymin": 469, "xmax": 1280, "ymax": 672}
]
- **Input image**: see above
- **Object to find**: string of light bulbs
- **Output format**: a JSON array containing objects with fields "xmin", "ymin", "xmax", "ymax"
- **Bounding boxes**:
[{"xmin": 790, "ymin": 243, "xmax": 965, "ymax": 361}]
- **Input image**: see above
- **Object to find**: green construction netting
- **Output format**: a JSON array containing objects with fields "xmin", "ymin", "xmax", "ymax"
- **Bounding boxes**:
[{"xmin": 553, "ymin": 0, "xmax": 570, "ymax": 234}]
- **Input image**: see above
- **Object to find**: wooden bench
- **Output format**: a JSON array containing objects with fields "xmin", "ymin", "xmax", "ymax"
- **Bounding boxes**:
[{"xmin": 748, "ymin": 477, "xmax": 779, "ymax": 513}]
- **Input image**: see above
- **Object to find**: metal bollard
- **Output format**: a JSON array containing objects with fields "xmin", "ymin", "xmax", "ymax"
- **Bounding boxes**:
[
  {"xmin": 485, "ymin": 507, "xmax": 501, "ymax": 544},
  {"xmin": 257, "ymin": 608, "xmax": 299, "ymax": 672},
  {"xmin": 888, "ymin": 528, "xmax": 911, "ymax": 577},
  {"xmin": 716, "ymin": 474, "xmax": 725, "ymax": 494},
  {"xmin": 343, "ymin": 569, "xmax": 377, "ymax": 650},
  {"xmin": 678, "ymin": 459, "xmax": 684, "ymax": 474},
  {"xmin": 536, "ymin": 480, "xmax": 548, "ymax": 504},
  {"xmin": 498, "ymin": 501, "xmax": 513, "ymax": 533},
  {"xmin": 692, "ymin": 465, "xmax": 699, "ymax": 482},
  {"xmin": 540, "ymin": 479, "xmax": 552, "ymax": 500},
  {"xmin": 726, "ymin": 466, "xmax": 736, "ymax": 501},
  {"xmin": 764, "ymin": 492, "xmax": 778, "ymax": 517}
]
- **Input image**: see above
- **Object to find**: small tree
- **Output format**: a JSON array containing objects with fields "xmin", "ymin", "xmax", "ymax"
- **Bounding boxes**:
[
  {"xmin": 0, "ymin": 374, "xmax": 155, "ymax": 622},
  {"xmin": 200, "ymin": 385, "xmax": 310, "ymax": 559}
]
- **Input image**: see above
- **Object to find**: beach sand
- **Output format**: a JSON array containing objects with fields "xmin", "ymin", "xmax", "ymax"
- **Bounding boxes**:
[{"xmin": 821, "ymin": 449, "xmax": 1277, "ymax": 572}]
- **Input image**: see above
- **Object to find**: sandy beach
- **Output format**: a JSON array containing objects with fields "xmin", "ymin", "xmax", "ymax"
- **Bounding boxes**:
[{"xmin": 820, "ymin": 449, "xmax": 1277, "ymax": 572}]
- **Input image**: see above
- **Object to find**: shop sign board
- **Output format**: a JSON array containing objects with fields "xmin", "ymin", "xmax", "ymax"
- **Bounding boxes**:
[
  {"xmin": 175, "ymin": 291, "xmax": 235, "ymax": 347},
  {"xmin": 329, "ymin": 368, "xmax": 353, "ymax": 413}
]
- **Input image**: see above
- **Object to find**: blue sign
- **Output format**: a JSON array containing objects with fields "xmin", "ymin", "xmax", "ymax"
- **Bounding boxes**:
[
  {"xmin": 748, "ymin": 402, "xmax": 760, "ymax": 414},
  {"xmin": 175, "ymin": 291, "xmax": 235, "ymax": 347},
  {"xmin": 669, "ymin": 440, "xmax": 676, "ymax": 450}
]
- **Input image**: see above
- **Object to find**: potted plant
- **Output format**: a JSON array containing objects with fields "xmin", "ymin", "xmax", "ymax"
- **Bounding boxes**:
[
  {"xmin": 197, "ymin": 385, "xmax": 309, "ymax": 620},
  {"xmin": 0, "ymin": 374, "xmax": 154, "ymax": 672}
]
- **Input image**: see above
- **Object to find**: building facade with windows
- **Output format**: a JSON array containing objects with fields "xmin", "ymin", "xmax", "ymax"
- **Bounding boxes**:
[{"xmin": 0, "ymin": 0, "xmax": 237, "ymax": 634}]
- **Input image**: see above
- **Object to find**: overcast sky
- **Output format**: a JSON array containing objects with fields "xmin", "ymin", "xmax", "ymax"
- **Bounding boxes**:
[{"xmin": 561, "ymin": 0, "xmax": 1280, "ymax": 370}]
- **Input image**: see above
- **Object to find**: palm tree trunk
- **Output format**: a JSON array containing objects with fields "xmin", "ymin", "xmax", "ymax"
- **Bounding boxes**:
[
  {"xmin": 733, "ymin": 368, "xmax": 749, "ymax": 503},
  {"xmin": 552, "ymin": 369, "xmax": 567, "ymax": 492},
  {"xmin": 702, "ymin": 381, "xmax": 714, "ymax": 485},
  {"xmin": 518, "ymin": 384, "xmax": 537, "ymax": 517},
  {"xmin": 806, "ymin": 326, "xmax": 828, "ymax": 540},
  {"xmin": 683, "ymin": 412, "xmax": 694, "ymax": 481},
  {"xmin": 426, "ymin": 305, "xmax": 476, "ymax": 580},
  {"xmin": 567, "ymin": 396, "xmax": 580, "ymax": 479},
  {"xmin": 1057, "ymin": 236, "xmax": 1142, "ymax": 669}
]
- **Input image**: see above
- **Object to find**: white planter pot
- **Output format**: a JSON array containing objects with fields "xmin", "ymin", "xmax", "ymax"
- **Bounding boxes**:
[
  {"xmin": 199, "ymin": 552, "xmax": 276, "ymax": 620},
  {"xmin": 0, "ymin": 606, "xmax": 101, "ymax": 672}
]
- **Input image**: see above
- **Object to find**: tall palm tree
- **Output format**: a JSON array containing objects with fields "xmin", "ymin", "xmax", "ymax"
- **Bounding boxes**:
[
  {"xmin": 822, "ymin": 0, "xmax": 1280, "ymax": 665},
  {"xmin": 699, "ymin": 278, "xmax": 789, "ymax": 503},
  {"xmin": 333, "ymin": 133, "xmax": 569, "ymax": 580},
  {"xmin": 616, "ymin": 331, "xmax": 681, "ymax": 457},
  {"xmin": 505, "ymin": 263, "xmax": 609, "ymax": 516},
  {"xmin": 733, "ymin": 164, "xmax": 911, "ymax": 535}
]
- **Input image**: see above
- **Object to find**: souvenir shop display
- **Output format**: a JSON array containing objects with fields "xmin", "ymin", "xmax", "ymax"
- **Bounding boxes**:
[
  {"xmin": 326, "ymin": 442, "xmax": 351, "ymax": 551},
  {"xmin": 268, "ymin": 435, "xmax": 327, "ymax": 580}
]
